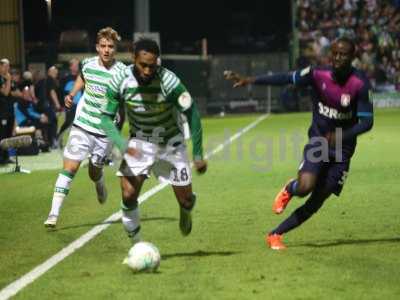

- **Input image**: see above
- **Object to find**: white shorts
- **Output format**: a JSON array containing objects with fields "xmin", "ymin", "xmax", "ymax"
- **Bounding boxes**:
[
  {"xmin": 118, "ymin": 138, "xmax": 192, "ymax": 186},
  {"xmin": 63, "ymin": 126, "xmax": 112, "ymax": 167}
]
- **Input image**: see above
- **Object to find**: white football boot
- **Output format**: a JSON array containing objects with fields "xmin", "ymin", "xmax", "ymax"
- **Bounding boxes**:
[{"xmin": 44, "ymin": 214, "xmax": 58, "ymax": 228}]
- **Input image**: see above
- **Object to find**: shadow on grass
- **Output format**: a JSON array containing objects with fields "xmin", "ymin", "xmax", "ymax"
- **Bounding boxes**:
[
  {"xmin": 162, "ymin": 250, "xmax": 239, "ymax": 260},
  {"xmin": 291, "ymin": 237, "xmax": 400, "ymax": 248},
  {"xmin": 50, "ymin": 216, "xmax": 177, "ymax": 232}
]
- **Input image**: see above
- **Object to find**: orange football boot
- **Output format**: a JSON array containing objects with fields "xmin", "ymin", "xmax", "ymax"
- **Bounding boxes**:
[
  {"xmin": 272, "ymin": 180, "xmax": 294, "ymax": 214},
  {"xmin": 266, "ymin": 233, "xmax": 286, "ymax": 250}
]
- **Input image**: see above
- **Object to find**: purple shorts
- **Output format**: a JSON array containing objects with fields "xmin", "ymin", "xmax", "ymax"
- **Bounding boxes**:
[{"xmin": 299, "ymin": 143, "xmax": 351, "ymax": 196}]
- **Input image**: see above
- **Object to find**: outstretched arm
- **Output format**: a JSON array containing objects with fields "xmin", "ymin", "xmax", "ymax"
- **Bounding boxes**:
[
  {"xmin": 224, "ymin": 66, "xmax": 313, "ymax": 88},
  {"xmin": 224, "ymin": 70, "xmax": 294, "ymax": 87}
]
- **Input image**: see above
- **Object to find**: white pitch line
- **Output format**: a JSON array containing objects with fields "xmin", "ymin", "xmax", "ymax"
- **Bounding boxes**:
[{"xmin": 0, "ymin": 113, "xmax": 269, "ymax": 300}]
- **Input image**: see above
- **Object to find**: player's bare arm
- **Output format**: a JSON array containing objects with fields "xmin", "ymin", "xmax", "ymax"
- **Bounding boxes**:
[
  {"xmin": 65, "ymin": 74, "xmax": 84, "ymax": 108},
  {"xmin": 223, "ymin": 70, "xmax": 255, "ymax": 87}
]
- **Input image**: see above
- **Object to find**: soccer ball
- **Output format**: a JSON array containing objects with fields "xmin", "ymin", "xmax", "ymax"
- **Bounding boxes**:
[{"xmin": 123, "ymin": 242, "xmax": 161, "ymax": 272}]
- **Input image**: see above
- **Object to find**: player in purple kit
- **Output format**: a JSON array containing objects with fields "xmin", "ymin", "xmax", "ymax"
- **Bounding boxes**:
[{"xmin": 225, "ymin": 37, "xmax": 374, "ymax": 250}]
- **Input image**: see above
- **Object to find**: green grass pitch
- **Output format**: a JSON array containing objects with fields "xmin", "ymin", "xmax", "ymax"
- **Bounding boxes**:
[{"xmin": 1, "ymin": 109, "xmax": 399, "ymax": 299}]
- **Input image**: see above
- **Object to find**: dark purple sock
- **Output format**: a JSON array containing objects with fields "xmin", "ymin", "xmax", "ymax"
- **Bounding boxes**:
[
  {"xmin": 270, "ymin": 187, "xmax": 330, "ymax": 235},
  {"xmin": 270, "ymin": 207, "xmax": 308, "ymax": 235},
  {"xmin": 286, "ymin": 179, "xmax": 298, "ymax": 195}
]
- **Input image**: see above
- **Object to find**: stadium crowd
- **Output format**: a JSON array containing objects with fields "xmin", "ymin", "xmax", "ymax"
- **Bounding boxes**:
[
  {"xmin": 0, "ymin": 58, "xmax": 80, "ymax": 164},
  {"xmin": 297, "ymin": 0, "xmax": 400, "ymax": 91}
]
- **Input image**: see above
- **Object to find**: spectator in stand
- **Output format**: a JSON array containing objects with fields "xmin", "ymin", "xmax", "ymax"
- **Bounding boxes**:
[
  {"xmin": 35, "ymin": 66, "xmax": 62, "ymax": 149},
  {"xmin": 47, "ymin": 66, "xmax": 62, "ymax": 148},
  {"xmin": 14, "ymin": 77, "xmax": 49, "ymax": 152},
  {"xmin": 10, "ymin": 69, "xmax": 22, "ymax": 99},
  {"xmin": 9, "ymin": 69, "xmax": 23, "ymax": 130},
  {"xmin": 21, "ymin": 71, "xmax": 39, "ymax": 104},
  {"xmin": 57, "ymin": 58, "xmax": 82, "ymax": 146},
  {"xmin": 0, "ymin": 58, "xmax": 14, "ymax": 164},
  {"xmin": 365, "ymin": 0, "xmax": 377, "ymax": 12},
  {"xmin": 296, "ymin": 0, "xmax": 400, "ymax": 91},
  {"xmin": 393, "ymin": 60, "xmax": 400, "ymax": 90}
]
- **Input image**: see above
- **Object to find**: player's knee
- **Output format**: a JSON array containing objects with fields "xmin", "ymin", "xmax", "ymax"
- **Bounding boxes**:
[
  {"xmin": 63, "ymin": 160, "xmax": 80, "ymax": 174},
  {"xmin": 121, "ymin": 197, "xmax": 138, "ymax": 211},
  {"xmin": 122, "ymin": 186, "xmax": 139, "ymax": 203},
  {"xmin": 178, "ymin": 193, "xmax": 196, "ymax": 210},
  {"xmin": 296, "ymin": 182, "xmax": 313, "ymax": 197}
]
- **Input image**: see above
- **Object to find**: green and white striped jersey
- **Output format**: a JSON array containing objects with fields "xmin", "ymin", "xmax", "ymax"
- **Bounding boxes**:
[
  {"xmin": 103, "ymin": 65, "xmax": 192, "ymax": 145},
  {"xmin": 74, "ymin": 56, "xmax": 126, "ymax": 136}
]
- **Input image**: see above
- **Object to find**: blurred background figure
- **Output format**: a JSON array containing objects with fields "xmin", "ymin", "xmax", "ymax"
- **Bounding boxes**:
[
  {"xmin": 14, "ymin": 71, "xmax": 50, "ymax": 153},
  {"xmin": 0, "ymin": 58, "xmax": 14, "ymax": 164},
  {"xmin": 57, "ymin": 58, "xmax": 82, "ymax": 147},
  {"xmin": 35, "ymin": 66, "xmax": 61, "ymax": 149},
  {"xmin": 10, "ymin": 68, "xmax": 22, "ymax": 100},
  {"xmin": 21, "ymin": 71, "xmax": 38, "ymax": 104}
]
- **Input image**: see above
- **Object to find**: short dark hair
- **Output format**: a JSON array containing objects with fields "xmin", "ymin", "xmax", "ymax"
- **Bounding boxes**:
[
  {"xmin": 133, "ymin": 38, "xmax": 160, "ymax": 57},
  {"xmin": 336, "ymin": 36, "xmax": 356, "ymax": 54}
]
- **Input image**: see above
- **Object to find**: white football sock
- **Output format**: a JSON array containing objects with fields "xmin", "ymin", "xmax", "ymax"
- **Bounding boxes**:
[
  {"xmin": 121, "ymin": 204, "xmax": 141, "ymax": 242},
  {"xmin": 49, "ymin": 170, "xmax": 74, "ymax": 216}
]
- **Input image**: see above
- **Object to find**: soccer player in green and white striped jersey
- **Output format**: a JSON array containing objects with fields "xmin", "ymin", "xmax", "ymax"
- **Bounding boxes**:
[
  {"xmin": 44, "ymin": 27, "xmax": 126, "ymax": 228},
  {"xmin": 100, "ymin": 38, "xmax": 207, "ymax": 242}
]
